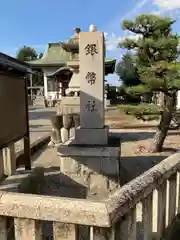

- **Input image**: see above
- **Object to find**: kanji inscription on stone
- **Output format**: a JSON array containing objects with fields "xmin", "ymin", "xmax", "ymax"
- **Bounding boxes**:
[
  {"xmin": 85, "ymin": 100, "xmax": 97, "ymax": 112},
  {"xmin": 85, "ymin": 72, "xmax": 96, "ymax": 85},
  {"xmin": 84, "ymin": 44, "xmax": 98, "ymax": 56},
  {"xmin": 80, "ymin": 32, "xmax": 104, "ymax": 129}
]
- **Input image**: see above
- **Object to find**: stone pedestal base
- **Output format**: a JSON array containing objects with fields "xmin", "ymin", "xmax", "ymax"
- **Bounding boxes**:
[
  {"xmin": 57, "ymin": 136, "xmax": 120, "ymax": 199},
  {"xmin": 75, "ymin": 126, "xmax": 109, "ymax": 145}
]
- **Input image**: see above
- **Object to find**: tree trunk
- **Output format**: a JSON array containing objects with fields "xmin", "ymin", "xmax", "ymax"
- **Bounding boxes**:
[{"xmin": 151, "ymin": 94, "xmax": 174, "ymax": 153}]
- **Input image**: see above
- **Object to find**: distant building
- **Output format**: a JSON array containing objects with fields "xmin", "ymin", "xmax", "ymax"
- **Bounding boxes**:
[{"xmin": 27, "ymin": 40, "xmax": 116, "ymax": 101}]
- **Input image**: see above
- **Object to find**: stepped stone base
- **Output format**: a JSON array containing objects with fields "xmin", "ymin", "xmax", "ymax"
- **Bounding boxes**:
[
  {"xmin": 75, "ymin": 126, "xmax": 109, "ymax": 145},
  {"xmin": 57, "ymin": 136, "xmax": 121, "ymax": 199}
]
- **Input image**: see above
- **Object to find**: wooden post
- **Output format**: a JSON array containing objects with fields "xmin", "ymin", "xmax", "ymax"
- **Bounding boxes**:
[
  {"xmin": 14, "ymin": 218, "xmax": 42, "ymax": 240},
  {"xmin": 117, "ymin": 208, "xmax": 136, "ymax": 240},
  {"xmin": 0, "ymin": 216, "xmax": 8, "ymax": 240},
  {"xmin": 24, "ymin": 77, "xmax": 31, "ymax": 170},
  {"xmin": 142, "ymin": 193, "xmax": 153, "ymax": 240},
  {"xmin": 29, "ymin": 74, "xmax": 33, "ymax": 100},
  {"xmin": 0, "ymin": 150, "xmax": 4, "ymax": 180},
  {"xmin": 53, "ymin": 222, "xmax": 78, "ymax": 240},
  {"xmin": 168, "ymin": 173, "xmax": 177, "ymax": 225},
  {"xmin": 90, "ymin": 226, "xmax": 115, "ymax": 240},
  {"xmin": 3, "ymin": 143, "xmax": 16, "ymax": 176},
  {"xmin": 157, "ymin": 182, "xmax": 167, "ymax": 239}
]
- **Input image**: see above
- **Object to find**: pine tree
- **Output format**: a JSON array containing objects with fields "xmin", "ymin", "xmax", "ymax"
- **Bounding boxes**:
[
  {"xmin": 16, "ymin": 46, "xmax": 38, "ymax": 61},
  {"xmin": 119, "ymin": 14, "xmax": 180, "ymax": 152},
  {"xmin": 116, "ymin": 52, "xmax": 140, "ymax": 86}
]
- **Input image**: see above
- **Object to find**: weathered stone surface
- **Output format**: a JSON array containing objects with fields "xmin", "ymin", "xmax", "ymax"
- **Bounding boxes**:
[
  {"xmin": 51, "ymin": 128, "xmax": 61, "ymax": 144},
  {"xmin": 0, "ymin": 167, "xmax": 44, "ymax": 194},
  {"xmin": 59, "ymin": 155, "xmax": 119, "ymax": 176},
  {"xmin": 58, "ymin": 138, "xmax": 120, "ymax": 198},
  {"xmin": 14, "ymin": 218, "xmax": 42, "ymax": 240},
  {"xmin": 59, "ymin": 173, "xmax": 89, "ymax": 187},
  {"xmin": 79, "ymin": 32, "xmax": 105, "ymax": 129},
  {"xmin": 105, "ymin": 152, "xmax": 180, "ymax": 224},
  {"xmin": 53, "ymin": 222, "xmax": 77, "ymax": 240},
  {"xmin": 0, "ymin": 151, "xmax": 179, "ymax": 234},
  {"xmin": 69, "ymin": 127, "xmax": 75, "ymax": 138},
  {"xmin": 60, "ymin": 157, "xmax": 80, "ymax": 174},
  {"xmin": 3, "ymin": 143, "xmax": 16, "ymax": 176},
  {"xmin": 0, "ymin": 192, "xmax": 110, "ymax": 227},
  {"xmin": 91, "ymin": 226, "xmax": 114, "ymax": 240},
  {"xmin": 61, "ymin": 128, "xmax": 69, "ymax": 143},
  {"xmin": 57, "ymin": 97, "xmax": 80, "ymax": 115},
  {"xmin": 57, "ymin": 137, "xmax": 120, "ymax": 158},
  {"xmin": 63, "ymin": 115, "xmax": 73, "ymax": 129},
  {"xmin": 0, "ymin": 216, "xmax": 7, "ymax": 240},
  {"xmin": 73, "ymin": 114, "xmax": 80, "ymax": 128},
  {"xmin": 75, "ymin": 126, "xmax": 109, "ymax": 145},
  {"xmin": 51, "ymin": 115, "xmax": 63, "ymax": 130},
  {"xmin": 89, "ymin": 174, "xmax": 108, "ymax": 197}
]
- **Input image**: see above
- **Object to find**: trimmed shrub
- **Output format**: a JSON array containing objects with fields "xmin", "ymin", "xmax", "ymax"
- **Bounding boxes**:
[{"xmin": 118, "ymin": 103, "xmax": 162, "ymax": 121}]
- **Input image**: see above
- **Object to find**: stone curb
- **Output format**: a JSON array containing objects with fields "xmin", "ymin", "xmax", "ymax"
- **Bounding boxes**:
[
  {"xmin": 110, "ymin": 125, "xmax": 179, "ymax": 130},
  {"xmin": 16, "ymin": 134, "xmax": 51, "ymax": 168},
  {"xmin": 110, "ymin": 125, "xmax": 157, "ymax": 129}
]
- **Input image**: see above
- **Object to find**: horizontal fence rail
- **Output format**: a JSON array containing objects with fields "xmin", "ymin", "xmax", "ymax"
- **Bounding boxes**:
[{"xmin": 0, "ymin": 152, "xmax": 180, "ymax": 239}]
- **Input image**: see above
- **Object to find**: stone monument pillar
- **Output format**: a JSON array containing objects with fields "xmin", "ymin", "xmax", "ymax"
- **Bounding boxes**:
[
  {"xmin": 75, "ymin": 31, "xmax": 108, "ymax": 145},
  {"xmin": 57, "ymin": 26, "xmax": 120, "ymax": 198}
]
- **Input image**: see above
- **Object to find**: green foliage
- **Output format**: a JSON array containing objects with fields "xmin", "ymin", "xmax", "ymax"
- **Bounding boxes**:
[
  {"xmin": 118, "ymin": 103, "xmax": 162, "ymax": 121},
  {"xmin": 16, "ymin": 46, "xmax": 44, "ymax": 87},
  {"xmin": 116, "ymin": 53, "xmax": 142, "ymax": 103},
  {"xmin": 116, "ymin": 52, "xmax": 141, "ymax": 86},
  {"xmin": 16, "ymin": 46, "xmax": 38, "ymax": 61},
  {"xmin": 125, "ymin": 84, "xmax": 146, "ymax": 95},
  {"xmin": 39, "ymin": 52, "xmax": 44, "ymax": 59},
  {"xmin": 117, "ymin": 84, "xmax": 126, "ymax": 96},
  {"xmin": 33, "ymin": 70, "xmax": 44, "ymax": 86},
  {"xmin": 119, "ymin": 14, "xmax": 180, "ymax": 94},
  {"xmin": 118, "ymin": 14, "xmax": 180, "ymax": 151}
]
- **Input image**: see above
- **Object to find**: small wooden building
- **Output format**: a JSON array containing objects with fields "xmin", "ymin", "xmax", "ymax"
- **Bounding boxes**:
[{"xmin": 0, "ymin": 52, "xmax": 33, "ymax": 171}]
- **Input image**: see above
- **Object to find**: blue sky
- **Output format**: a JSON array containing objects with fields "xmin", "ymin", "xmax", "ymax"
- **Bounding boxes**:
[{"xmin": 1, "ymin": 0, "xmax": 180, "ymax": 85}]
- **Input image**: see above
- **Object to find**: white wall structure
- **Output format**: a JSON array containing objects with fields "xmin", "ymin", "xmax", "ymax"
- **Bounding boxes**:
[{"xmin": 42, "ymin": 67, "xmax": 61, "ymax": 100}]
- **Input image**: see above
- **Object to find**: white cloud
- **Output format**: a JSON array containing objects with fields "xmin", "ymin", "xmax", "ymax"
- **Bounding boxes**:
[
  {"xmin": 154, "ymin": 0, "xmax": 180, "ymax": 10},
  {"xmin": 105, "ymin": 32, "xmax": 142, "ymax": 51},
  {"xmin": 149, "ymin": 1, "xmax": 180, "ymax": 21},
  {"xmin": 104, "ymin": 0, "xmax": 180, "ymax": 55},
  {"xmin": 105, "ymin": 33, "xmax": 121, "ymax": 51},
  {"xmin": 103, "ymin": 0, "xmax": 150, "ymax": 52}
]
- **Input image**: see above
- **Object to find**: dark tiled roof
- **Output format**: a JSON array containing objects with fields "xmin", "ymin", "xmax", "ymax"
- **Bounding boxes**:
[{"xmin": 0, "ymin": 52, "xmax": 33, "ymax": 73}]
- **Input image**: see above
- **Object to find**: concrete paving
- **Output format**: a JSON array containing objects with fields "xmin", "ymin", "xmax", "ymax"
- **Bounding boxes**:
[{"xmin": 15, "ymin": 106, "xmax": 55, "ymax": 152}]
